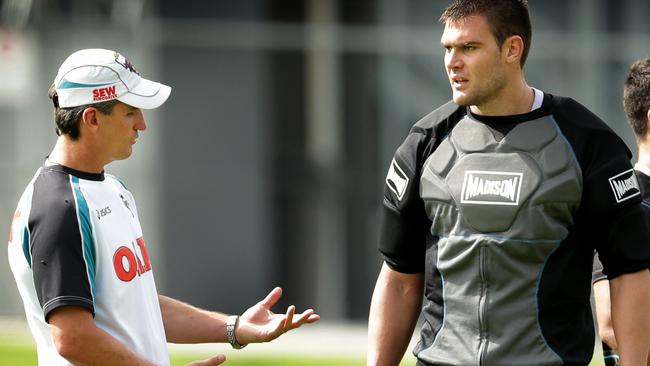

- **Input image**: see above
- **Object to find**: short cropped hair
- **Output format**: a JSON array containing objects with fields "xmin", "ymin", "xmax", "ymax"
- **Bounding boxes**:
[
  {"xmin": 439, "ymin": 0, "xmax": 532, "ymax": 67},
  {"xmin": 48, "ymin": 84, "xmax": 120, "ymax": 140},
  {"xmin": 623, "ymin": 59, "xmax": 650, "ymax": 139}
]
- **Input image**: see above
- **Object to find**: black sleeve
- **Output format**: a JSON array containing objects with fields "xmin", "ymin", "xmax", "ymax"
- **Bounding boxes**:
[
  {"xmin": 554, "ymin": 97, "xmax": 650, "ymax": 279},
  {"xmin": 379, "ymin": 132, "xmax": 432, "ymax": 273},
  {"xmin": 580, "ymin": 139, "xmax": 650, "ymax": 279},
  {"xmin": 29, "ymin": 172, "xmax": 95, "ymax": 321}
]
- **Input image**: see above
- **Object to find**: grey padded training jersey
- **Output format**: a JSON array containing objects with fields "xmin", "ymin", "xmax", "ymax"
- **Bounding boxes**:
[{"xmin": 379, "ymin": 93, "xmax": 650, "ymax": 366}]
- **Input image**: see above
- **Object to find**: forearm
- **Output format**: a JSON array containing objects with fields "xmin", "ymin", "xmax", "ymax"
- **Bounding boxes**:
[
  {"xmin": 50, "ymin": 307, "xmax": 155, "ymax": 366},
  {"xmin": 610, "ymin": 270, "xmax": 650, "ymax": 365},
  {"xmin": 159, "ymin": 295, "xmax": 229, "ymax": 344},
  {"xmin": 61, "ymin": 328, "xmax": 155, "ymax": 366},
  {"xmin": 593, "ymin": 279, "xmax": 617, "ymax": 350},
  {"xmin": 367, "ymin": 263, "xmax": 423, "ymax": 366}
]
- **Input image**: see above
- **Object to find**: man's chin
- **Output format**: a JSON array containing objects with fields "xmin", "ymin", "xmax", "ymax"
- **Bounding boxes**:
[
  {"xmin": 452, "ymin": 94, "xmax": 472, "ymax": 106},
  {"xmin": 115, "ymin": 150, "xmax": 133, "ymax": 161}
]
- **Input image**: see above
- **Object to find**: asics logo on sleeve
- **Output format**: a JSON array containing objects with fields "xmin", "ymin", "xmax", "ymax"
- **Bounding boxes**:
[
  {"xmin": 609, "ymin": 169, "xmax": 640, "ymax": 203},
  {"xmin": 386, "ymin": 159, "xmax": 409, "ymax": 201},
  {"xmin": 461, "ymin": 170, "xmax": 523, "ymax": 206}
]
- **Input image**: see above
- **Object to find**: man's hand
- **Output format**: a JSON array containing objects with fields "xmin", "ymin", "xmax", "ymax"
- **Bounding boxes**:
[
  {"xmin": 236, "ymin": 287, "xmax": 320, "ymax": 344},
  {"xmin": 186, "ymin": 355, "xmax": 226, "ymax": 366}
]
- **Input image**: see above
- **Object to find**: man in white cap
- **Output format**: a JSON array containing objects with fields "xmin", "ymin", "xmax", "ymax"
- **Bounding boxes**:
[{"xmin": 7, "ymin": 48, "xmax": 319, "ymax": 366}]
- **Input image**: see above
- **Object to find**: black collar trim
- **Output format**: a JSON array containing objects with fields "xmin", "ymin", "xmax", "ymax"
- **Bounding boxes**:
[{"xmin": 43, "ymin": 162, "xmax": 105, "ymax": 181}]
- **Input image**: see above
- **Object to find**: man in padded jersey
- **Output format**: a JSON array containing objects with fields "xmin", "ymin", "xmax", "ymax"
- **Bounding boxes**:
[
  {"xmin": 367, "ymin": 1, "xmax": 650, "ymax": 366},
  {"xmin": 8, "ymin": 48, "xmax": 319, "ymax": 366},
  {"xmin": 592, "ymin": 59, "xmax": 650, "ymax": 365}
]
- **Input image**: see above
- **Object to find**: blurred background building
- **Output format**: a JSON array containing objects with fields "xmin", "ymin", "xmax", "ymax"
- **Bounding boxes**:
[{"xmin": 1, "ymin": 0, "xmax": 649, "ymax": 323}]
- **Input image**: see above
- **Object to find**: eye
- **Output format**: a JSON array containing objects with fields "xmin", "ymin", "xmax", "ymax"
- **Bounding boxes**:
[{"xmin": 462, "ymin": 44, "xmax": 476, "ymax": 52}]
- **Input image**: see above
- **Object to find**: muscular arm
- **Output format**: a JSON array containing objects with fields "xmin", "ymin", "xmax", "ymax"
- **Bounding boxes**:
[
  {"xmin": 159, "ymin": 295, "xmax": 228, "ymax": 343},
  {"xmin": 160, "ymin": 288, "xmax": 319, "ymax": 345},
  {"xmin": 610, "ymin": 269, "xmax": 650, "ymax": 366},
  {"xmin": 49, "ymin": 306, "xmax": 156, "ymax": 366},
  {"xmin": 367, "ymin": 262, "xmax": 424, "ymax": 366}
]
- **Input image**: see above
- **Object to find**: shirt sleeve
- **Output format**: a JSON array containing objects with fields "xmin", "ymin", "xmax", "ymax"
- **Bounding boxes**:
[
  {"xmin": 379, "ymin": 131, "xmax": 432, "ymax": 273},
  {"xmin": 580, "ymin": 131, "xmax": 650, "ymax": 279},
  {"xmin": 29, "ymin": 172, "xmax": 95, "ymax": 321},
  {"xmin": 592, "ymin": 252, "xmax": 606, "ymax": 283}
]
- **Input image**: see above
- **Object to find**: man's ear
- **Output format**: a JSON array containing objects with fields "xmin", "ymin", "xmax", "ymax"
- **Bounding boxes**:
[
  {"xmin": 81, "ymin": 108, "xmax": 99, "ymax": 132},
  {"xmin": 503, "ymin": 35, "xmax": 524, "ymax": 65}
]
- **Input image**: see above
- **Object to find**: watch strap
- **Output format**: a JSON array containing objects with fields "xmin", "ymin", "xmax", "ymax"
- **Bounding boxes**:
[{"xmin": 226, "ymin": 315, "xmax": 247, "ymax": 349}]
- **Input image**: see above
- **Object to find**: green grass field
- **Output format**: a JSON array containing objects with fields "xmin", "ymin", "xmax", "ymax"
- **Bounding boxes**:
[
  {"xmin": 0, "ymin": 342, "xmax": 605, "ymax": 366},
  {"xmin": 0, "ymin": 343, "xmax": 368, "ymax": 366}
]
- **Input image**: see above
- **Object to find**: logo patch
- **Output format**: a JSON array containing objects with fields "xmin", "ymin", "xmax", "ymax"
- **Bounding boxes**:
[
  {"xmin": 608, "ymin": 169, "xmax": 640, "ymax": 203},
  {"xmin": 120, "ymin": 194, "xmax": 135, "ymax": 217},
  {"xmin": 95, "ymin": 206, "xmax": 112, "ymax": 220},
  {"xmin": 92, "ymin": 85, "xmax": 117, "ymax": 102},
  {"xmin": 386, "ymin": 159, "xmax": 409, "ymax": 201},
  {"xmin": 114, "ymin": 52, "xmax": 140, "ymax": 75},
  {"xmin": 461, "ymin": 170, "xmax": 523, "ymax": 206}
]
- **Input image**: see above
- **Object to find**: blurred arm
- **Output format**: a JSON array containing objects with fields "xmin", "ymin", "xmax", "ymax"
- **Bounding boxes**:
[
  {"xmin": 49, "ymin": 306, "xmax": 156, "ymax": 365},
  {"xmin": 610, "ymin": 269, "xmax": 650, "ymax": 366},
  {"xmin": 593, "ymin": 278, "xmax": 618, "ymax": 350},
  {"xmin": 367, "ymin": 262, "xmax": 424, "ymax": 366}
]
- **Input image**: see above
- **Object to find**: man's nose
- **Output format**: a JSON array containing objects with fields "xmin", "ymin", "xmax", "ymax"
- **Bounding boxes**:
[
  {"xmin": 446, "ymin": 49, "xmax": 463, "ymax": 69},
  {"xmin": 135, "ymin": 115, "xmax": 147, "ymax": 131}
]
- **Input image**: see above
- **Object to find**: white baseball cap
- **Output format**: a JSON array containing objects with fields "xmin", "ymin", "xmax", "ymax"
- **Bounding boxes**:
[{"xmin": 53, "ymin": 48, "xmax": 171, "ymax": 109}]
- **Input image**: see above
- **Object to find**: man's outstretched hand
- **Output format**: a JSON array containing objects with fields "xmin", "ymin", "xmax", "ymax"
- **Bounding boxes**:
[
  {"xmin": 186, "ymin": 354, "xmax": 226, "ymax": 366},
  {"xmin": 236, "ymin": 287, "xmax": 320, "ymax": 344}
]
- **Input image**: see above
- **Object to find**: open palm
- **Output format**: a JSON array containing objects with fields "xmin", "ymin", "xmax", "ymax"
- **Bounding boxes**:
[{"xmin": 236, "ymin": 287, "xmax": 320, "ymax": 344}]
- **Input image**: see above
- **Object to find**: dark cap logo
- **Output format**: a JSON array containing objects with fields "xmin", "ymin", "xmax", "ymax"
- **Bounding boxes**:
[{"xmin": 114, "ymin": 52, "xmax": 139, "ymax": 75}]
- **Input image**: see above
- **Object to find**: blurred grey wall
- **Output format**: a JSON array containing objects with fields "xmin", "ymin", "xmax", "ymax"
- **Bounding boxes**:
[{"xmin": 1, "ymin": 0, "xmax": 650, "ymax": 321}]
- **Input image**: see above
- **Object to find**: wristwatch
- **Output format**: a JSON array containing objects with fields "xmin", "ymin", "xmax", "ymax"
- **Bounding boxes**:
[{"xmin": 226, "ymin": 315, "xmax": 247, "ymax": 349}]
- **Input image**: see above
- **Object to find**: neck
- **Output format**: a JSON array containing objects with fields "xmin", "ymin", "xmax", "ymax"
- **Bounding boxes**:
[
  {"xmin": 470, "ymin": 75, "xmax": 534, "ymax": 116},
  {"xmin": 637, "ymin": 140, "xmax": 650, "ymax": 170},
  {"xmin": 48, "ymin": 136, "xmax": 106, "ymax": 174}
]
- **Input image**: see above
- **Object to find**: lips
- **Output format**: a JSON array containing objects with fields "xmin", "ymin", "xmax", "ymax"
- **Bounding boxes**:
[{"xmin": 451, "ymin": 75, "xmax": 468, "ymax": 89}]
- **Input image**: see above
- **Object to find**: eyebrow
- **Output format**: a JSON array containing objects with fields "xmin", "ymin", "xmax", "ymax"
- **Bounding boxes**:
[{"xmin": 441, "ymin": 41, "xmax": 481, "ymax": 48}]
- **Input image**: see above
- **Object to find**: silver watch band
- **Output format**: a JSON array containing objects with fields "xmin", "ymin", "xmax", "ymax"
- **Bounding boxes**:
[{"xmin": 226, "ymin": 315, "xmax": 247, "ymax": 349}]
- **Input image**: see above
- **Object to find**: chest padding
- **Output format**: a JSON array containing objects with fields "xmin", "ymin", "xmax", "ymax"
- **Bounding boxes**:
[{"xmin": 420, "ymin": 116, "xmax": 581, "ymax": 237}]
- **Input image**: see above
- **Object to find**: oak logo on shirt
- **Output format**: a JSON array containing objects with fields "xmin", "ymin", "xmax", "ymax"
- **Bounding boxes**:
[
  {"xmin": 386, "ymin": 159, "xmax": 409, "ymax": 201},
  {"xmin": 461, "ymin": 170, "xmax": 523, "ymax": 206},
  {"xmin": 608, "ymin": 169, "xmax": 640, "ymax": 203},
  {"xmin": 113, "ymin": 237, "xmax": 152, "ymax": 282}
]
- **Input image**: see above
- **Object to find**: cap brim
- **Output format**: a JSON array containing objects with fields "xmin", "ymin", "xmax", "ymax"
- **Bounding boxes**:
[{"xmin": 118, "ymin": 77, "xmax": 171, "ymax": 109}]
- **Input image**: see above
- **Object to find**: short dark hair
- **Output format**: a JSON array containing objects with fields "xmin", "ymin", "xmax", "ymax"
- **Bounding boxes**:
[
  {"xmin": 439, "ymin": 0, "xmax": 532, "ymax": 67},
  {"xmin": 623, "ymin": 59, "xmax": 650, "ymax": 139},
  {"xmin": 48, "ymin": 84, "xmax": 120, "ymax": 140}
]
